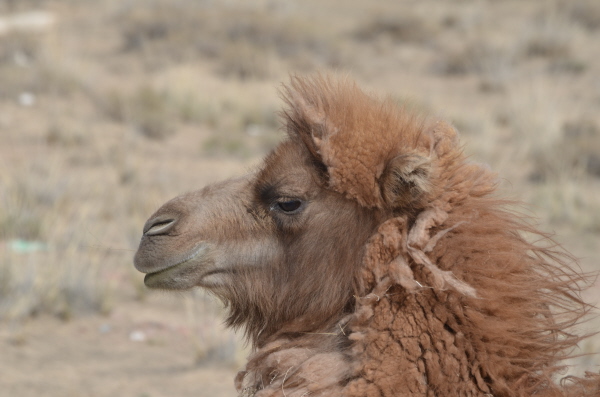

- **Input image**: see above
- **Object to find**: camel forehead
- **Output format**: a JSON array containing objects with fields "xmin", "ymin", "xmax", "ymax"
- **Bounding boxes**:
[{"xmin": 256, "ymin": 140, "xmax": 324, "ymax": 198}]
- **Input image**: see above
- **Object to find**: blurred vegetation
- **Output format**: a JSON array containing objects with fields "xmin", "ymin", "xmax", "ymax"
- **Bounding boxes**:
[{"xmin": 114, "ymin": 1, "xmax": 342, "ymax": 77}]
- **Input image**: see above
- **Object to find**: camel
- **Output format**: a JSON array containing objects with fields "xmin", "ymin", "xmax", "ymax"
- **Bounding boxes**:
[{"xmin": 134, "ymin": 75, "xmax": 599, "ymax": 396}]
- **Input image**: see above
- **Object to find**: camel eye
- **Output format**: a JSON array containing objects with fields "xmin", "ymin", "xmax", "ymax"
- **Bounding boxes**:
[{"xmin": 276, "ymin": 199, "xmax": 303, "ymax": 213}]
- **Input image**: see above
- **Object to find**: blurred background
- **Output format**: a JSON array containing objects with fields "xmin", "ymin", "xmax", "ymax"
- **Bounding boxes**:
[{"xmin": 0, "ymin": 0, "xmax": 599, "ymax": 396}]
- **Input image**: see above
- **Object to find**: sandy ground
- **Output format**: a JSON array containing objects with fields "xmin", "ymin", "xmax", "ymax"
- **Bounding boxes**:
[{"xmin": 1, "ymin": 293, "xmax": 239, "ymax": 397}]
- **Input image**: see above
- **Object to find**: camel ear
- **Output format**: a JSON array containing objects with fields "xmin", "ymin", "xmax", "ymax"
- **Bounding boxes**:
[
  {"xmin": 284, "ymin": 91, "xmax": 329, "ymax": 158},
  {"xmin": 380, "ymin": 154, "xmax": 432, "ymax": 210}
]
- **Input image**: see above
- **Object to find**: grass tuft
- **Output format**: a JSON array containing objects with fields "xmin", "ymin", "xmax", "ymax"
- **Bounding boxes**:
[
  {"xmin": 530, "ymin": 119, "xmax": 600, "ymax": 182},
  {"xmin": 114, "ymin": 1, "xmax": 341, "ymax": 77},
  {"xmin": 567, "ymin": 0, "xmax": 600, "ymax": 31},
  {"xmin": 353, "ymin": 13, "xmax": 438, "ymax": 44}
]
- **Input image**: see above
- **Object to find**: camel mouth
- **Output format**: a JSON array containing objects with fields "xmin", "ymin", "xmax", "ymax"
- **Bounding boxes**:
[{"xmin": 143, "ymin": 244, "xmax": 214, "ymax": 289}]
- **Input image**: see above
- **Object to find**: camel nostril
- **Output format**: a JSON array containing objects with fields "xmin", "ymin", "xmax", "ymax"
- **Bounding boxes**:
[{"xmin": 143, "ymin": 216, "xmax": 177, "ymax": 236}]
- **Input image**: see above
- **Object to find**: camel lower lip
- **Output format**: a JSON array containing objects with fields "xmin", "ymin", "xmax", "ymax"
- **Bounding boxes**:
[{"xmin": 143, "ymin": 245, "xmax": 211, "ymax": 289}]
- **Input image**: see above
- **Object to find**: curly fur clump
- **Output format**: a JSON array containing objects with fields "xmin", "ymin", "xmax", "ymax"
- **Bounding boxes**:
[{"xmin": 233, "ymin": 75, "xmax": 598, "ymax": 397}]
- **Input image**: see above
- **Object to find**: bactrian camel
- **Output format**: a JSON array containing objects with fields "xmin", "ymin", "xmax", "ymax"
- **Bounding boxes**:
[{"xmin": 134, "ymin": 75, "xmax": 599, "ymax": 397}]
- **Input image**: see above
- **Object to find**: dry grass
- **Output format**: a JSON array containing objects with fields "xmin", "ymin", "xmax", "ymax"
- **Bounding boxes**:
[
  {"xmin": 100, "ymin": 85, "xmax": 176, "ymax": 140},
  {"xmin": 353, "ymin": 13, "xmax": 439, "ymax": 44},
  {"xmin": 521, "ymin": 11, "xmax": 574, "ymax": 59},
  {"xmin": 433, "ymin": 40, "xmax": 516, "ymax": 84},
  {"xmin": 530, "ymin": 119, "xmax": 600, "ymax": 182},
  {"xmin": 565, "ymin": 0, "xmax": 600, "ymax": 31},
  {"xmin": 114, "ymin": 0, "xmax": 342, "ymax": 78},
  {"xmin": 0, "ymin": 164, "xmax": 109, "ymax": 319},
  {"xmin": 184, "ymin": 290, "xmax": 248, "ymax": 366}
]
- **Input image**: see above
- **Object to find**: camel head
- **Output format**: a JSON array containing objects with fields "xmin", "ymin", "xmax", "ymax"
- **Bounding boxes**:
[{"xmin": 134, "ymin": 75, "xmax": 445, "ymax": 344}]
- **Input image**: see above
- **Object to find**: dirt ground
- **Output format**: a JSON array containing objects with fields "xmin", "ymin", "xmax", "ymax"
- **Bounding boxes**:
[
  {"xmin": 1, "ymin": 0, "xmax": 599, "ymax": 396},
  {"xmin": 0, "ymin": 295, "xmax": 237, "ymax": 397}
]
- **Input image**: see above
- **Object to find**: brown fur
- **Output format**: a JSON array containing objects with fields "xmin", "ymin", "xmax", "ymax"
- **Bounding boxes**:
[{"xmin": 134, "ymin": 75, "xmax": 599, "ymax": 396}]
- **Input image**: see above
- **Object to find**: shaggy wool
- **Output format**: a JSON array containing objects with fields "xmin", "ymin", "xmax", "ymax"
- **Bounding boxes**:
[{"xmin": 234, "ymin": 75, "xmax": 599, "ymax": 397}]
